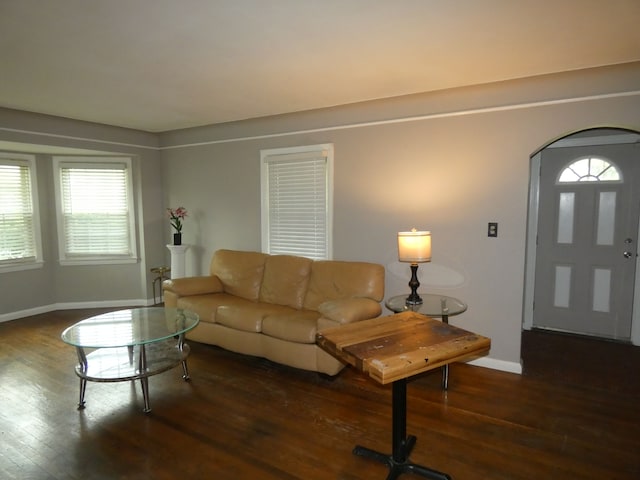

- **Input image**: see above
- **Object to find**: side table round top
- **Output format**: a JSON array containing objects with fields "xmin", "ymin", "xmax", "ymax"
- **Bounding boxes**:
[{"xmin": 385, "ymin": 293, "xmax": 467, "ymax": 318}]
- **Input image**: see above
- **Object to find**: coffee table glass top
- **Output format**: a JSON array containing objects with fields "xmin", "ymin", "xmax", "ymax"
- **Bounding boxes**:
[
  {"xmin": 385, "ymin": 293, "xmax": 467, "ymax": 317},
  {"xmin": 61, "ymin": 307, "xmax": 199, "ymax": 348}
]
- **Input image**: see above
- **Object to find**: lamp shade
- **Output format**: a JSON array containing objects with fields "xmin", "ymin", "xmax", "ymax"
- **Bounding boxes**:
[{"xmin": 398, "ymin": 229, "xmax": 431, "ymax": 263}]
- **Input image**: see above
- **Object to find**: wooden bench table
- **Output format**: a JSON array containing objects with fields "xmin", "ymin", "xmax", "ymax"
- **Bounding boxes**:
[{"xmin": 316, "ymin": 311, "xmax": 490, "ymax": 480}]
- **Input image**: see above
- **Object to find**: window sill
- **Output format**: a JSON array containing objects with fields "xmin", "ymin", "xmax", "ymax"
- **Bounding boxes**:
[
  {"xmin": 59, "ymin": 257, "xmax": 138, "ymax": 266},
  {"xmin": 0, "ymin": 261, "xmax": 44, "ymax": 274}
]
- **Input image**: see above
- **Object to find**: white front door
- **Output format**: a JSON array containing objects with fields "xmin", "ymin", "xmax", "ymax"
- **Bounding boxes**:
[{"xmin": 533, "ymin": 144, "xmax": 640, "ymax": 340}]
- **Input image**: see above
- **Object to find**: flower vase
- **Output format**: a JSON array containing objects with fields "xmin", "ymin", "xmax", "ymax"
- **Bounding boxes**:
[{"xmin": 173, "ymin": 233, "xmax": 182, "ymax": 246}]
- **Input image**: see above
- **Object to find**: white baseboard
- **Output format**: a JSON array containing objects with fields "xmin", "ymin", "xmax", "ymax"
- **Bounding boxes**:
[
  {"xmin": 467, "ymin": 356, "xmax": 523, "ymax": 374},
  {"xmin": 53, "ymin": 299, "xmax": 152, "ymax": 311},
  {"xmin": 0, "ymin": 298, "xmax": 154, "ymax": 323},
  {"xmin": 0, "ymin": 304, "xmax": 56, "ymax": 323}
]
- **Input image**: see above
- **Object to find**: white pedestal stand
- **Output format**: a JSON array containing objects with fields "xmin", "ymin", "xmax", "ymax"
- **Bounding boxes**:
[{"xmin": 166, "ymin": 244, "xmax": 190, "ymax": 279}]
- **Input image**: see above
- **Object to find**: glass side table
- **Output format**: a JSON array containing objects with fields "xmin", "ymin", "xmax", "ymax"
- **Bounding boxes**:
[{"xmin": 385, "ymin": 293, "xmax": 468, "ymax": 390}]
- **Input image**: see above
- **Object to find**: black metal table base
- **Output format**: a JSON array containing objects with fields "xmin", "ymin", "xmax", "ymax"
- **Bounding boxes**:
[{"xmin": 353, "ymin": 378, "xmax": 452, "ymax": 480}]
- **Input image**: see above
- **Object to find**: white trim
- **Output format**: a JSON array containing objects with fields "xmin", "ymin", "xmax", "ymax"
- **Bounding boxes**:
[
  {"xmin": 523, "ymin": 152, "xmax": 541, "ymax": 331},
  {"xmin": 52, "ymin": 156, "xmax": 138, "ymax": 264},
  {"xmin": 0, "ymin": 304, "xmax": 54, "ymax": 323},
  {"xmin": 525, "ymin": 135, "xmax": 640, "ymax": 344},
  {"xmin": 160, "ymin": 90, "xmax": 640, "ymax": 150},
  {"xmin": 632, "ymin": 218, "xmax": 640, "ymax": 346},
  {"xmin": 260, "ymin": 144, "xmax": 334, "ymax": 260},
  {"xmin": 0, "ymin": 298, "xmax": 154, "ymax": 323},
  {"xmin": 0, "ymin": 260, "xmax": 44, "ymax": 274},
  {"xmin": 0, "ymin": 151, "xmax": 34, "ymax": 161},
  {"xmin": 0, "ymin": 151, "xmax": 44, "ymax": 269},
  {"xmin": 2, "ymin": 90, "xmax": 638, "ymax": 151},
  {"xmin": 0, "ymin": 127, "xmax": 158, "ymax": 150},
  {"xmin": 547, "ymin": 133, "xmax": 639, "ymax": 148},
  {"xmin": 467, "ymin": 356, "xmax": 523, "ymax": 374}
]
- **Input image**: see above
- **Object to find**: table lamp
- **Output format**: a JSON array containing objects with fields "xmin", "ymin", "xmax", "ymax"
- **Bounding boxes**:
[{"xmin": 397, "ymin": 228, "xmax": 431, "ymax": 305}]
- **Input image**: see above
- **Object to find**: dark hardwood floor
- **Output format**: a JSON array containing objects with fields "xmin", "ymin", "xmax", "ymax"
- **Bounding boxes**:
[
  {"xmin": 1, "ymin": 309, "xmax": 639, "ymax": 479},
  {"xmin": 521, "ymin": 328, "xmax": 640, "ymax": 395}
]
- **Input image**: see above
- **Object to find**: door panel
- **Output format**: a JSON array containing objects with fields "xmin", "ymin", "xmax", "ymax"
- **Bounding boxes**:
[{"xmin": 533, "ymin": 144, "xmax": 640, "ymax": 340}]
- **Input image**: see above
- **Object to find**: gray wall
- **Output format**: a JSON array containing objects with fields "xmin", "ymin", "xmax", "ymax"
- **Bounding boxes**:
[
  {"xmin": 0, "ymin": 109, "xmax": 163, "ymax": 316},
  {"xmin": 159, "ymin": 63, "xmax": 640, "ymax": 371},
  {"xmin": 1, "ymin": 62, "xmax": 639, "ymax": 371}
]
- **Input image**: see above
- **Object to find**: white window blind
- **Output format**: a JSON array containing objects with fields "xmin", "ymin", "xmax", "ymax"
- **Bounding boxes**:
[
  {"xmin": 0, "ymin": 158, "xmax": 37, "ymax": 266},
  {"xmin": 261, "ymin": 145, "xmax": 333, "ymax": 260},
  {"xmin": 55, "ymin": 157, "xmax": 136, "ymax": 263}
]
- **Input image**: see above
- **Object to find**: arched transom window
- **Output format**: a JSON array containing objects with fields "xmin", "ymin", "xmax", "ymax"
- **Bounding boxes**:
[{"xmin": 558, "ymin": 156, "xmax": 621, "ymax": 183}]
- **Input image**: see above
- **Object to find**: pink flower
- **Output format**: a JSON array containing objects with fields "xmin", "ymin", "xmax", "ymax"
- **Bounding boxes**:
[{"xmin": 167, "ymin": 207, "xmax": 188, "ymax": 232}]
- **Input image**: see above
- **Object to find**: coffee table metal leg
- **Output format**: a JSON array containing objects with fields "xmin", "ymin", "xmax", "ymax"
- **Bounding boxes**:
[
  {"xmin": 441, "ymin": 314, "xmax": 450, "ymax": 390},
  {"xmin": 181, "ymin": 360, "xmax": 190, "ymax": 380},
  {"xmin": 353, "ymin": 378, "xmax": 451, "ymax": 480},
  {"xmin": 140, "ymin": 377, "xmax": 151, "ymax": 413},
  {"xmin": 138, "ymin": 345, "xmax": 151, "ymax": 413},
  {"xmin": 76, "ymin": 347, "xmax": 88, "ymax": 409},
  {"xmin": 177, "ymin": 334, "xmax": 191, "ymax": 380},
  {"xmin": 78, "ymin": 378, "xmax": 87, "ymax": 410}
]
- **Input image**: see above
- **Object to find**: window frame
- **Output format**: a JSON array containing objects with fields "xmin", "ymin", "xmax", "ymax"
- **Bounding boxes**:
[
  {"xmin": 260, "ymin": 144, "xmax": 334, "ymax": 260},
  {"xmin": 0, "ymin": 152, "xmax": 43, "ymax": 273},
  {"xmin": 53, "ymin": 156, "xmax": 138, "ymax": 266},
  {"xmin": 557, "ymin": 156, "xmax": 622, "ymax": 184}
]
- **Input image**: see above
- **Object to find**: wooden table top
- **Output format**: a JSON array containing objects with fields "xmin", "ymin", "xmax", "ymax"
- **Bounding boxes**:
[{"xmin": 316, "ymin": 311, "xmax": 491, "ymax": 385}]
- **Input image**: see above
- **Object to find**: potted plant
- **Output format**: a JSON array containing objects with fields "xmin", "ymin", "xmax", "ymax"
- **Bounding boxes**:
[{"xmin": 167, "ymin": 207, "xmax": 188, "ymax": 245}]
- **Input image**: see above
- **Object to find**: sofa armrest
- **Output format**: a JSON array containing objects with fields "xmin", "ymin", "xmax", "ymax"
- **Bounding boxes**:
[
  {"xmin": 317, "ymin": 297, "xmax": 382, "ymax": 325},
  {"xmin": 163, "ymin": 276, "xmax": 224, "ymax": 297}
]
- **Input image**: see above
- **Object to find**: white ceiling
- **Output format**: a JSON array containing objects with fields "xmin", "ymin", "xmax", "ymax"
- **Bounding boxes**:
[{"xmin": 1, "ymin": 0, "xmax": 639, "ymax": 133}]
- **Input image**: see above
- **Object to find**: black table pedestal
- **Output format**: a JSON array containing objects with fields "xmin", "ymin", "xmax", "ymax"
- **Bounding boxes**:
[{"xmin": 353, "ymin": 378, "xmax": 451, "ymax": 480}]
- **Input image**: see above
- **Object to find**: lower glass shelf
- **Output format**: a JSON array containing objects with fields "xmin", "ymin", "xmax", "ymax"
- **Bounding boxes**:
[{"xmin": 75, "ymin": 340, "xmax": 189, "ymax": 382}]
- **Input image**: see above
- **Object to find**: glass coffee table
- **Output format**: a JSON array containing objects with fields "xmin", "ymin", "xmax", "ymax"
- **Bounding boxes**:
[
  {"xmin": 61, "ymin": 307, "xmax": 199, "ymax": 413},
  {"xmin": 385, "ymin": 294, "xmax": 467, "ymax": 389}
]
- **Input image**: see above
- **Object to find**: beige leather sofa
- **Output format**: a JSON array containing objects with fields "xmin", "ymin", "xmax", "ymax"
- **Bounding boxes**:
[{"xmin": 162, "ymin": 249, "xmax": 385, "ymax": 375}]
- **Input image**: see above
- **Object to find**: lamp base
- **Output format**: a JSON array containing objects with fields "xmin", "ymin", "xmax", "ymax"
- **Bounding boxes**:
[
  {"xmin": 405, "ymin": 264, "xmax": 423, "ymax": 305},
  {"xmin": 405, "ymin": 295, "xmax": 423, "ymax": 306}
]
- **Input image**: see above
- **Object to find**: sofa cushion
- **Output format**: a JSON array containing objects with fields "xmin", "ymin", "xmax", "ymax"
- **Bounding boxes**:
[
  {"xmin": 303, "ymin": 260, "xmax": 385, "ymax": 310},
  {"xmin": 259, "ymin": 255, "xmax": 312, "ymax": 309},
  {"xmin": 262, "ymin": 310, "xmax": 320, "ymax": 344},
  {"xmin": 216, "ymin": 302, "xmax": 296, "ymax": 333},
  {"xmin": 177, "ymin": 293, "xmax": 244, "ymax": 324},
  {"xmin": 210, "ymin": 249, "xmax": 267, "ymax": 301},
  {"xmin": 318, "ymin": 297, "xmax": 382, "ymax": 324}
]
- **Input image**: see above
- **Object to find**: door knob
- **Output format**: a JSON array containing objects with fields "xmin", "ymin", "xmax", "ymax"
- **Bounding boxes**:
[{"xmin": 623, "ymin": 251, "xmax": 634, "ymax": 258}]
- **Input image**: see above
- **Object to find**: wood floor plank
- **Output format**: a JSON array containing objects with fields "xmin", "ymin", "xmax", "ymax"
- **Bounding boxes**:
[{"xmin": 0, "ymin": 309, "xmax": 638, "ymax": 479}]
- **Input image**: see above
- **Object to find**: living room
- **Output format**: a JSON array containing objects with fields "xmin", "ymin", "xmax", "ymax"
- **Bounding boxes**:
[{"xmin": 1, "ymin": 2, "xmax": 639, "ymax": 478}]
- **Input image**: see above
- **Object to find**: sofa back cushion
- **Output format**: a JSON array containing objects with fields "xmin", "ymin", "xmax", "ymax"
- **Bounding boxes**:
[
  {"xmin": 259, "ymin": 255, "xmax": 312, "ymax": 309},
  {"xmin": 210, "ymin": 249, "xmax": 267, "ymax": 301},
  {"xmin": 303, "ymin": 260, "xmax": 385, "ymax": 310}
]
